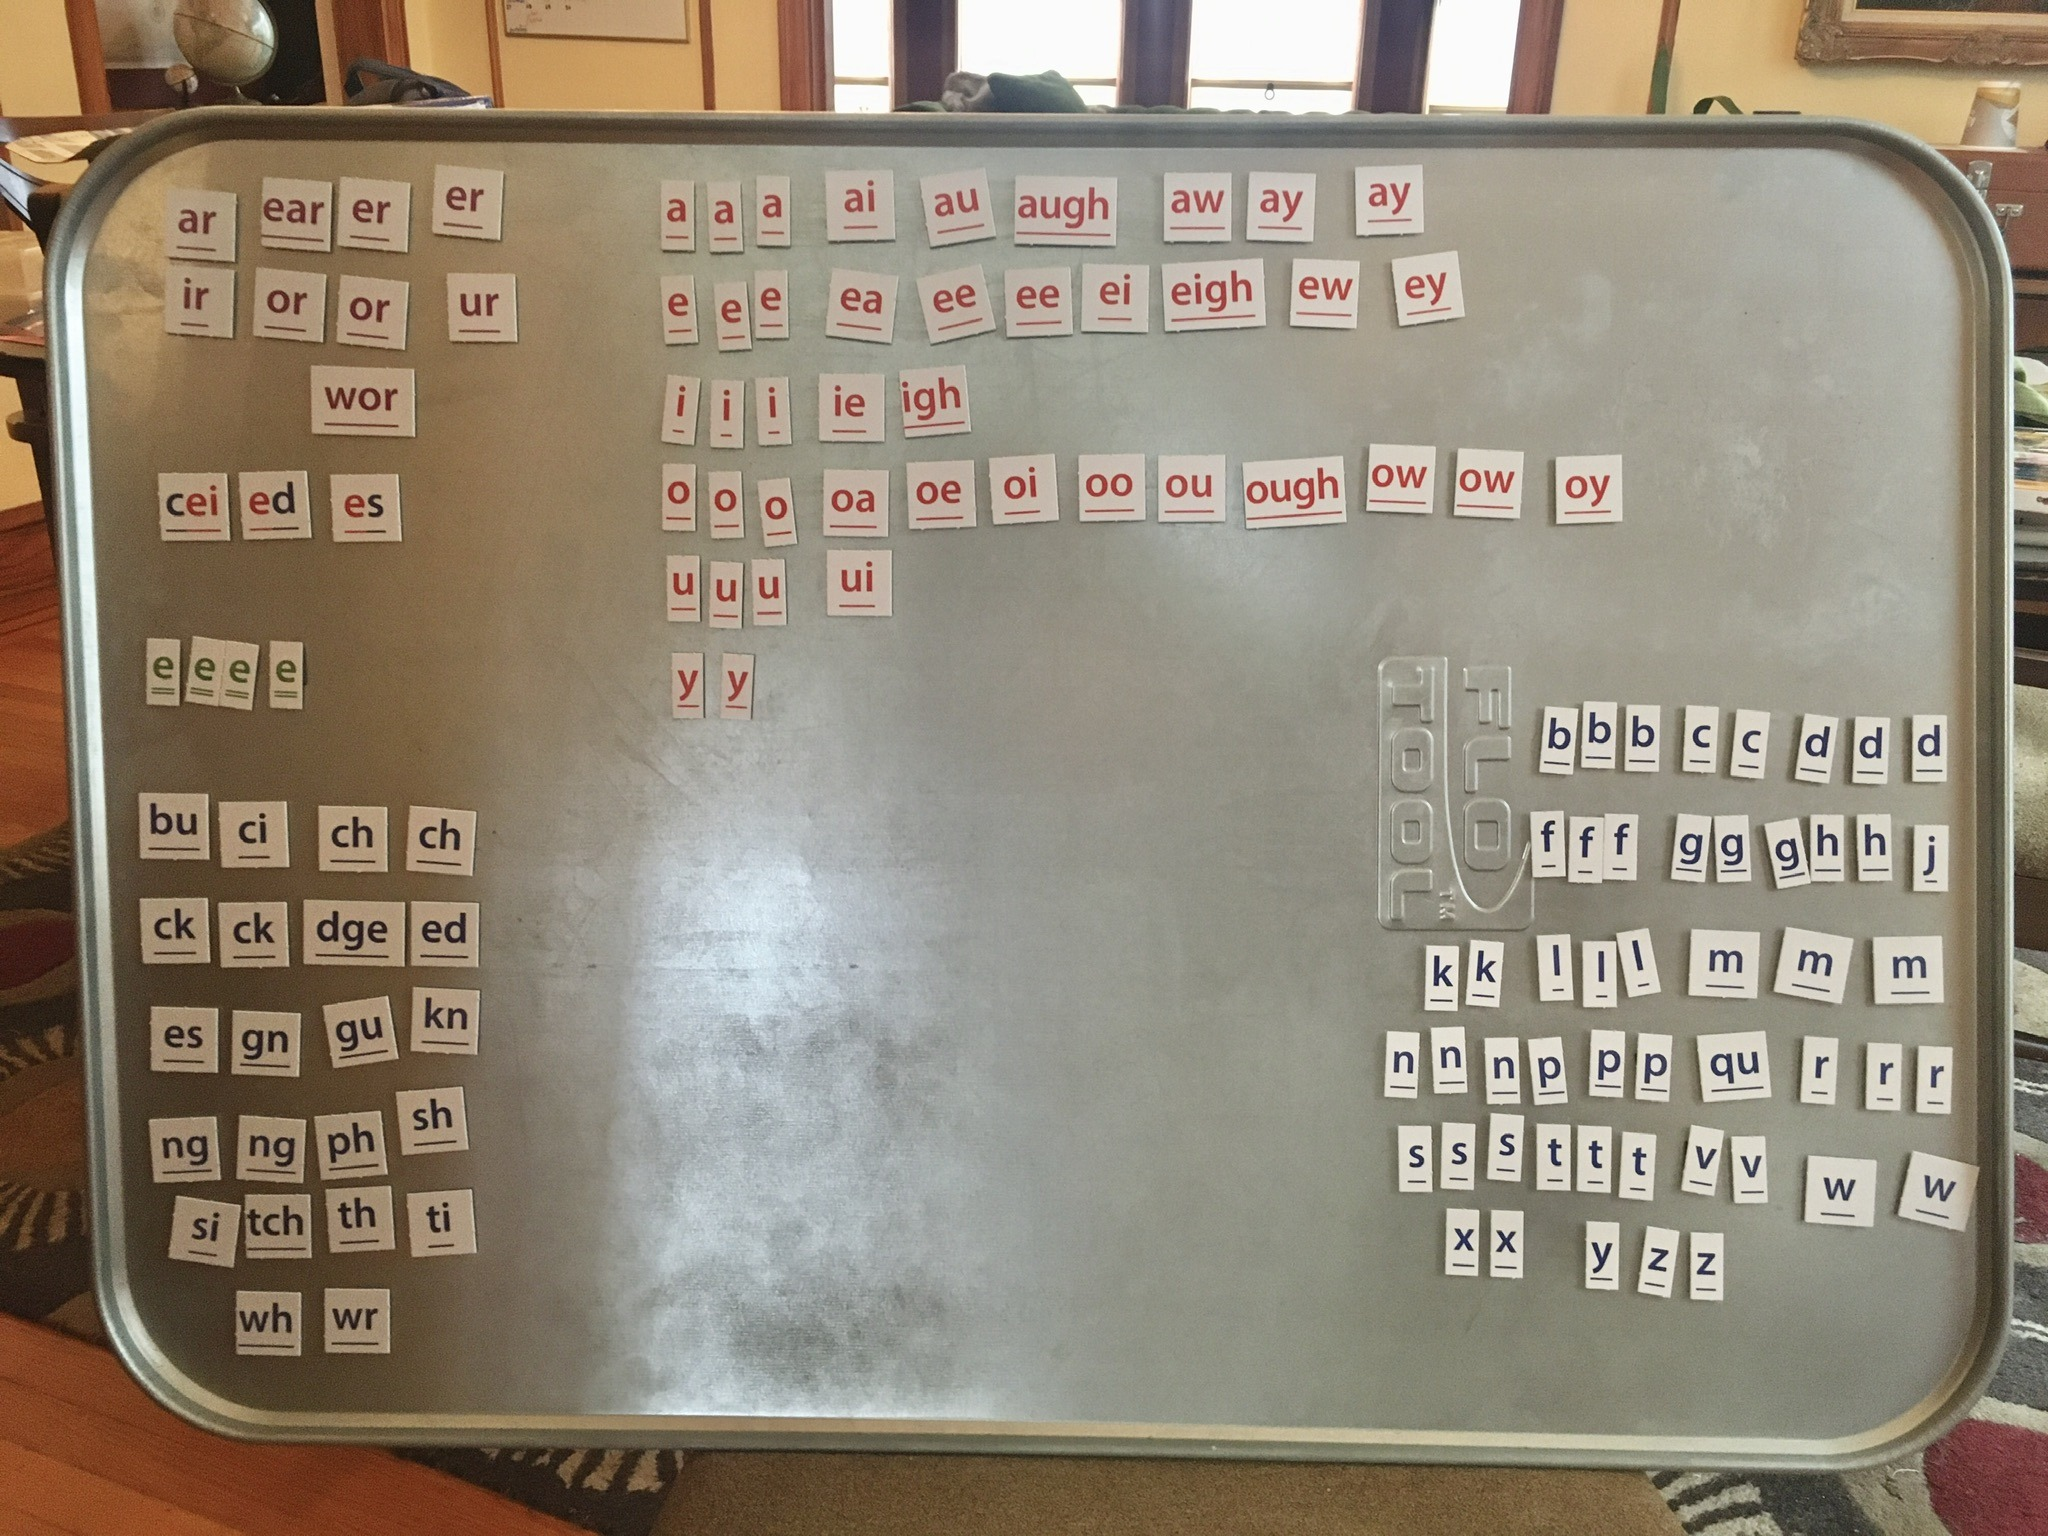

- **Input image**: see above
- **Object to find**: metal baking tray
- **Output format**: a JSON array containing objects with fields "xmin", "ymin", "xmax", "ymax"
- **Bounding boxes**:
[{"xmin": 50, "ymin": 109, "xmax": 2010, "ymax": 1464}]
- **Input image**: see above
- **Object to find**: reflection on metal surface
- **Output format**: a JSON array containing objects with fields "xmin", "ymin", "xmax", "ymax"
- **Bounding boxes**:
[{"xmin": 1379, "ymin": 657, "xmax": 1529, "ymax": 930}]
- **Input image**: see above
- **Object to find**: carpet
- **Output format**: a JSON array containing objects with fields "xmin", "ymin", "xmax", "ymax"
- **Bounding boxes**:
[
  {"xmin": 1638, "ymin": 1042, "xmax": 2048, "ymax": 1536},
  {"xmin": 652, "ymin": 1455, "xmax": 1688, "ymax": 1536},
  {"xmin": 1, "ymin": 826, "xmax": 2040, "ymax": 1535}
]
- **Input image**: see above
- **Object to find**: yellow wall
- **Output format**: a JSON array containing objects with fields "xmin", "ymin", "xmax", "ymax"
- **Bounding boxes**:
[
  {"xmin": 495, "ymin": 35, "xmax": 705, "ymax": 111},
  {"xmin": 1554, "ymin": 0, "xmax": 2048, "ymax": 145},
  {"xmin": 0, "ymin": 0, "xmax": 75, "ymax": 508},
  {"xmin": 710, "ymin": 0, "xmax": 782, "ymax": 110},
  {"xmin": 0, "ymin": 0, "xmax": 83, "ymax": 117},
  {"xmin": 0, "ymin": 383, "xmax": 38, "ymax": 513},
  {"xmin": 405, "ymin": 0, "xmax": 499, "ymax": 101},
  {"xmin": 408, "ymin": 0, "xmax": 781, "ymax": 111}
]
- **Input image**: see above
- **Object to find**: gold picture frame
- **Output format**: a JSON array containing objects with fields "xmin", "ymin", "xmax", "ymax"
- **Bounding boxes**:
[{"xmin": 1799, "ymin": 0, "xmax": 2048, "ymax": 67}]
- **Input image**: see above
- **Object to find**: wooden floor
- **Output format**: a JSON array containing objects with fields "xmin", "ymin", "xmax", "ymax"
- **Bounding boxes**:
[
  {"xmin": 0, "ymin": 1313, "xmax": 579, "ymax": 1536},
  {"xmin": 0, "ymin": 506, "xmax": 580, "ymax": 1533},
  {"xmin": 0, "ymin": 611, "xmax": 66, "ymax": 846},
  {"xmin": 0, "ymin": 505, "xmax": 66, "ymax": 845}
]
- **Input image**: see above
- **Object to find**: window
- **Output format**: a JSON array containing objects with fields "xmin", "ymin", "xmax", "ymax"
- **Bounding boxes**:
[
  {"xmin": 957, "ymin": 0, "xmax": 1123, "ymax": 107},
  {"xmin": 1187, "ymin": 0, "xmax": 1360, "ymax": 114},
  {"xmin": 832, "ymin": 0, "xmax": 893, "ymax": 111},
  {"xmin": 1423, "ymin": 0, "xmax": 1519, "ymax": 113},
  {"xmin": 809, "ymin": 0, "xmax": 1558, "ymax": 116}
]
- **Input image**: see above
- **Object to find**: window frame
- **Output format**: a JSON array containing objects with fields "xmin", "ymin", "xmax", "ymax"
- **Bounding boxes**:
[{"xmin": 800, "ymin": 0, "xmax": 1562, "ymax": 116}]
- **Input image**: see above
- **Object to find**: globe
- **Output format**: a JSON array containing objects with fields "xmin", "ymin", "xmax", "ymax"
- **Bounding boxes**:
[{"xmin": 170, "ymin": 0, "xmax": 278, "ymax": 90}]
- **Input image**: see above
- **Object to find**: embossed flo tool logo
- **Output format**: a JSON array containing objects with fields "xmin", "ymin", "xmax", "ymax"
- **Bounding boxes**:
[{"xmin": 1379, "ymin": 657, "xmax": 1531, "ymax": 931}]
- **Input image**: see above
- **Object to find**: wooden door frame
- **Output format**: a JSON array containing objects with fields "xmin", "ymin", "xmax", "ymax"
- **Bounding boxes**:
[
  {"xmin": 324, "ymin": 0, "xmax": 412, "ymax": 100},
  {"xmin": 62, "ymin": 0, "xmax": 113, "ymax": 114},
  {"xmin": 780, "ymin": 0, "xmax": 832, "ymax": 109},
  {"xmin": 1507, "ymin": 0, "xmax": 1565, "ymax": 114}
]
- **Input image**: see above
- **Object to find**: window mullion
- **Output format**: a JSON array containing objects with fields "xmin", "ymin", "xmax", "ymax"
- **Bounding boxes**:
[
  {"xmin": 1120, "ymin": 0, "xmax": 1193, "ymax": 108},
  {"xmin": 892, "ymin": 0, "xmax": 960, "ymax": 107},
  {"xmin": 1356, "ymin": 0, "xmax": 1434, "ymax": 113}
]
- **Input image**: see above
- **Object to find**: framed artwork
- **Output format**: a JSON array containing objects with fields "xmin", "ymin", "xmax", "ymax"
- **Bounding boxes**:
[{"xmin": 1799, "ymin": 0, "xmax": 2048, "ymax": 66}]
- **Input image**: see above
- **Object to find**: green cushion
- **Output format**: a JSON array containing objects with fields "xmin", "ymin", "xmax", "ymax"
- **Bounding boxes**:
[{"xmin": 986, "ymin": 70, "xmax": 1090, "ymax": 113}]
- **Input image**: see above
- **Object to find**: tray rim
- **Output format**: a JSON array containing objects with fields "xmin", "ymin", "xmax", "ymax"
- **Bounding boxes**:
[{"xmin": 45, "ymin": 105, "xmax": 2016, "ymax": 1466}]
